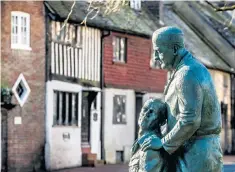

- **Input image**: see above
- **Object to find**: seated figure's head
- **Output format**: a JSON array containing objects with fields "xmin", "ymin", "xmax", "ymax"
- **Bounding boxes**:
[
  {"xmin": 152, "ymin": 26, "xmax": 185, "ymax": 70},
  {"xmin": 138, "ymin": 99, "xmax": 167, "ymax": 132}
]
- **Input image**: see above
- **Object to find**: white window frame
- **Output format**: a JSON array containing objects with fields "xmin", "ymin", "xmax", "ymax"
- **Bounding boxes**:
[
  {"xmin": 130, "ymin": 0, "xmax": 141, "ymax": 10},
  {"xmin": 12, "ymin": 73, "xmax": 31, "ymax": 107},
  {"xmin": 113, "ymin": 36, "xmax": 127, "ymax": 63},
  {"xmin": 11, "ymin": 11, "xmax": 31, "ymax": 50}
]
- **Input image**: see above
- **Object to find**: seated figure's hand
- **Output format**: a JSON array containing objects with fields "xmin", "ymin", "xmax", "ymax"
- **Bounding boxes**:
[{"xmin": 141, "ymin": 136, "xmax": 163, "ymax": 151}]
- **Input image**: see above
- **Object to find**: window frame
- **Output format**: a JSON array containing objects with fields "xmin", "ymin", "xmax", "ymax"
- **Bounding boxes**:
[
  {"xmin": 11, "ymin": 11, "xmax": 31, "ymax": 50},
  {"xmin": 113, "ymin": 36, "xmax": 127, "ymax": 63},
  {"xmin": 130, "ymin": 0, "xmax": 141, "ymax": 10},
  {"xmin": 113, "ymin": 95, "xmax": 127, "ymax": 124},
  {"xmin": 53, "ymin": 90, "xmax": 79, "ymax": 127},
  {"xmin": 12, "ymin": 73, "xmax": 31, "ymax": 107}
]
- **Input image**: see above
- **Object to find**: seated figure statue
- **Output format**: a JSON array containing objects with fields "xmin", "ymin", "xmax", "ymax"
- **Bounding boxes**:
[{"xmin": 129, "ymin": 99, "xmax": 168, "ymax": 172}]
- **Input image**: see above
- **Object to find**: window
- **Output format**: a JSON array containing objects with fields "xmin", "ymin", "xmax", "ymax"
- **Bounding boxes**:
[
  {"xmin": 130, "ymin": 0, "xmax": 141, "ymax": 10},
  {"xmin": 113, "ymin": 36, "xmax": 127, "ymax": 63},
  {"xmin": 116, "ymin": 151, "xmax": 124, "ymax": 163},
  {"xmin": 12, "ymin": 73, "xmax": 31, "ymax": 107},
  {"xmin": 53, "ymin": 91, "xmax": 79, "ymax": 126},
  {"xmin": 11, "ymin": 11, "xmax": 30, "ymax": 50},
  {"xmin": 113, "ymin": 95, "xmax": 126, "ymax": 124}
]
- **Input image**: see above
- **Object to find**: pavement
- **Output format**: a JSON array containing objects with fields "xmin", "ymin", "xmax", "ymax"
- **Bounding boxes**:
[
  {"xmin": 53, "ymin": 156, "xmax": 235, "ymax": 172},
  {"xmin": 223, "ymin": 156, "xmax": 235, "ymax": 172},
  {"xmin": 224, "ymin": 156, "xmax": 235, "ymax": 165}
]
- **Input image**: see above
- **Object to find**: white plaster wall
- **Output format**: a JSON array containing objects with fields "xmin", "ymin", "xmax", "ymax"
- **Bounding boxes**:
[
  {"xmin": 45, "ymin": 81, "xmax": 83, "ymax": 170},
  {"xmin": 103, "ymin": 88, "xmax": 135, "ymax": 164},
  {"xmin": 209, "ymin": 69, "xmax": 232, "ymax": 153},
  {"xmin": 90, "ymin": 92, "xmax": 101, "ymax": 160},
  {"xmin": 143, "ymin": 92, "xmax": 164, "ymax": 103}
]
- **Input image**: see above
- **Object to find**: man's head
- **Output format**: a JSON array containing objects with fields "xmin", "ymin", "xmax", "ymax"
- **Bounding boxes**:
[
  {"xmin": 138, "ymin": 99, "xmax": 167, "ymax": 131},
  {"xmin": 152, "ymin": 26, "xmax": 185, "ymax": 70}
]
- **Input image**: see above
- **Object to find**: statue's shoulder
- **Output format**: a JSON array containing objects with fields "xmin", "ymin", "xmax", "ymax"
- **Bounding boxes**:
[{"xmin": 176, "ymin": 56, "xmax": 209, "ymax": 81}]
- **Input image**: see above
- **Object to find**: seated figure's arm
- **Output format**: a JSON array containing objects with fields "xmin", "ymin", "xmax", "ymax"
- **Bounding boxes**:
[{"xmin": 161, "ymin": 70, "xmax": 203, "ymax": 154}]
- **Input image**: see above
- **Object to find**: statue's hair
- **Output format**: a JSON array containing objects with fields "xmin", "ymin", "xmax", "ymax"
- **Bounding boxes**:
[{"xmin": 152, "ymin": 26, "xmax": 185, "ymax": 48}]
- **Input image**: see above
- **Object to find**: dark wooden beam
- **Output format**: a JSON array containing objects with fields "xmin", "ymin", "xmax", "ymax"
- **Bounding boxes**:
[{"xmin": 50, "ymin": 74, "xmax": 100, "ymax": 87}]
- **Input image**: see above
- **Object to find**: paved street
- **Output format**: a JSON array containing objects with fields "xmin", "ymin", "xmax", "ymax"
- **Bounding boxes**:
[
  {"xmin": 224, "ymin": 156, "xmax": 235, "ymax": 172},
  {"xmin": 224, "ymin": 165, "xmax": 235, "ymax": 172},
  {"xmin": 55, "ymin": 164, "xmax": 128, "ymax": 172},
  {"xmin": 54, "ymin": 164, "xmax": 235, "ymax": 172},
  {"xmin": 53, "ymin": 156, "xmax": 235, "ymax": 172}
]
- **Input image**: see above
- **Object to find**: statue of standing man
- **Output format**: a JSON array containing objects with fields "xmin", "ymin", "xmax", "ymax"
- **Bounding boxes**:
[{"xmin": 142, "ymin": 26, "xmax": 223, "ymax": 172}]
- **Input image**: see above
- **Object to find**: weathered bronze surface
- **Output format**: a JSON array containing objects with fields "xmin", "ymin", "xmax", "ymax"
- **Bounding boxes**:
[
  {"xmin": 129, "ymin": 99, "xmax": 167, "ymax": 172},
  {"xmin": 129, "ymin": 27, "xmax": 223, "ymax": 172}
]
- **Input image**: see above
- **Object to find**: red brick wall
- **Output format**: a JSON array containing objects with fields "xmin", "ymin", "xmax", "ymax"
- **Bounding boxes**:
[
  {"xmin": 103, "ymin": 32, "xmax": 167, "ymax": 93},
  {"xmin": 1, "ymin": 1, "xmax": 45, "ymax": 171}
]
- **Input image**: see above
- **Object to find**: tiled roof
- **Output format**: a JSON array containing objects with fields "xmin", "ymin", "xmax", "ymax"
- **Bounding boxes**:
[{"xmin": 44, "ymin": 1, "xmax": 160, "ymax": 38}]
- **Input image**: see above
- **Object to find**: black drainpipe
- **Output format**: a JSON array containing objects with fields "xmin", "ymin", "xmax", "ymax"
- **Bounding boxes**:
[{"xmin": 100, "ymin": 30, "xmax": 111, "ymax": 161}]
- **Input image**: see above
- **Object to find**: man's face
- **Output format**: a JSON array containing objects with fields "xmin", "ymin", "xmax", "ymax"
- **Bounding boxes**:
[{"xmin": 153, "ymin": 41, "xmax": 174, "ymax": 70}]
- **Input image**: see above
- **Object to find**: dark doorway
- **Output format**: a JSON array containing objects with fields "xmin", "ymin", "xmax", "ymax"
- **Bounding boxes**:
[
  {"xmin": 81, "ymin": 91, "xmax": 97, "ymax": 145},
  {"xmin": 135, "ymin": 93, "xmax": 143, "ymax": 140},
  {"xmin": 116, "ymin": 150, "xmax": 124, "ymax": 164},
  {"xmin": 221, "ymin": 102, "xmax": 229, "ymax": 154},
  {"xmin": 231, "ymin": 74, "xmax": 235, "ymax": 154},
  {"xmin": 1, "ymin": 109, "xmax": 8, "ymax": 172}
]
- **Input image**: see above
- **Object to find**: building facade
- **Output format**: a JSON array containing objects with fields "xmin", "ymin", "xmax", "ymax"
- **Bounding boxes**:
[
  {"xmin": 44, "ymin": 2, "xmax": 102, "ymax": 169},
  {"xmin": 1, "ymin": 1, "xmax": 234, "ymax": 171},
  {"xmin": 102, "ymin": 31, "xmax": 167, "ymax": 163},
  {"xmin": 1, "ymin": 1, "xmax": 45, "ymax": 171}
]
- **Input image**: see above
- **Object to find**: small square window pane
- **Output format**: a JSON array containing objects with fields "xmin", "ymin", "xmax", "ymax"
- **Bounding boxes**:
[
  {"xmin": 116, "ymin": 37, "xmax": 120, "ymax": 61},
  {"xmin": 113, "ymin": 37, "xmax": 116, "ymax": 60},
  {"xmin": 120, "ymin": 38, "xmax": 125, "ymax": 62},
  {"xmin": 24, "ymin": 17, "xmax": 26, "ymax": 27},
  {"xmin": 16, "ymin": 81, "xmax": 25, "ymax": 98}
]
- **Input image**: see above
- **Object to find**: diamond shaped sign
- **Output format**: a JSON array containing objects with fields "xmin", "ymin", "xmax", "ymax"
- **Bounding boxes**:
[{"xmin": 12, "ymin": 73, "xmax": 31, "ymax": 107}]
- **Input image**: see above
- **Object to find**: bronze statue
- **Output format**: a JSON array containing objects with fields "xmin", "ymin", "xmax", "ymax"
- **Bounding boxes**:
[
  {"xmin": 130, "ymin": 26, "xmax": 223, "ymax": 172},
  {"xmin": 129, "ymin": 99, "xmax": 167, "ymax": 172}
]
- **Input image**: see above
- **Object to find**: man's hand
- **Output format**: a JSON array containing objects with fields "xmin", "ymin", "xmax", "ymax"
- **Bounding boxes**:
[{"xmin": 141, "ymin": 136, "xmax": 163, "ymax": 151}]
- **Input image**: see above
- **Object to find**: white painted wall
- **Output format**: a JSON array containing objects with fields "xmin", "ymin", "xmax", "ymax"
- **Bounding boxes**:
[
  {"xmin": 209, "ymin": 69, "xmax": 232, "ymax": 153},
  {"xmin": 45, "ymin": 81, "xmax": 82, "ymax": 171},
  {"xmin": 103, "ymin": 88, "xmax": 135, "ymax": 164},
  {"xmin": 90, "ymin": 92, "xmax": 101, "ymax": 160},
  {"xmin": 143, "ymin": 92, "xmax": 164, "ymax": 103}
]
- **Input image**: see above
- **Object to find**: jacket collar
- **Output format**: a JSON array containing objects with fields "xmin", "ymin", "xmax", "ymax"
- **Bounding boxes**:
[{"xmin": 163, "ymin": 51, "xmax": 190, "ymax": 95}]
